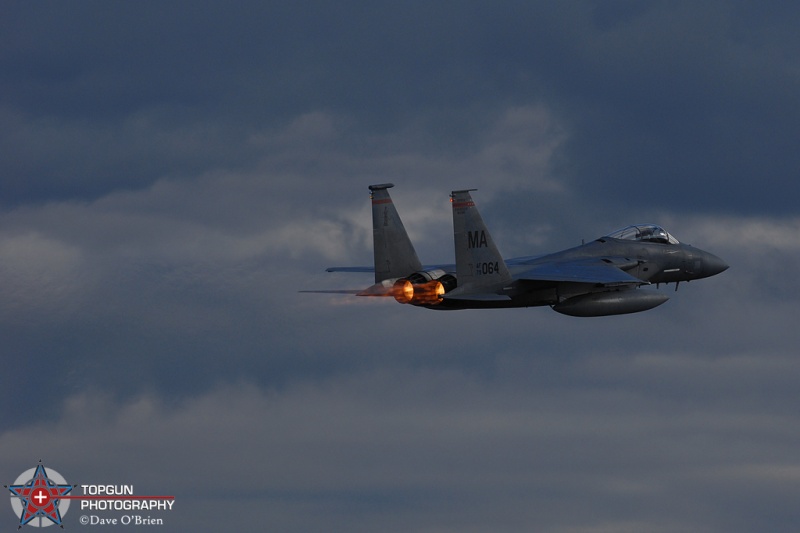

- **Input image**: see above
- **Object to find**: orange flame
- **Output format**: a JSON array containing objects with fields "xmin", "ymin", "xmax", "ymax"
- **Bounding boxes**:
[{"xmin": 393, "ymin": 280, "xmax": 444, "ymax": 305}]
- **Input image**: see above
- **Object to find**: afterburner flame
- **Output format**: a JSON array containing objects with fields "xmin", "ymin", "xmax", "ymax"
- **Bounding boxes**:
[
  {"xmin": 413, "ymin": 281, "xmax": 445, "ymax": 304},
  {"xmin": 393, "ymin": 280, "xmax": 415, "ymax": 304},
  {"xmin": 392, "ymin": 280, "xmax": 445, "ymax": 305}
]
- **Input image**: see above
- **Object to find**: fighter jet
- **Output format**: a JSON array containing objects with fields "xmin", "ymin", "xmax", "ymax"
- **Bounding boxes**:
[{"xmin": 309, "ymin": 184, "xmax": 728, "ymax": 316}]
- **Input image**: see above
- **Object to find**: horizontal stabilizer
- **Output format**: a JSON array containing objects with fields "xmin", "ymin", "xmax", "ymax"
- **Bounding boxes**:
[
  {"xmin": 356, "ymin": 280, "xmax": 397, "ymax": 296},
  {"xmin": 299, "ymin": 289, "xmax": 362, "ymax": 294},
  {"xmin": 326, "ymin": 266, "xmax": 374, "ymax": 273}
]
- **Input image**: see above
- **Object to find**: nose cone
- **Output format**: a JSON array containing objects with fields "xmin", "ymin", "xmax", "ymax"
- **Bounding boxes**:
[{"xmin": 703, "ymin": 251, "xmax": 729, "ymax": 277}]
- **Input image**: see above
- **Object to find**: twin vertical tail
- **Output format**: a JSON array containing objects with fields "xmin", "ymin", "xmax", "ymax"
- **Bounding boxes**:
[
  {"xmin": 451, "ymin": 189, "xmax": 511, "ymax": 291},
  {"xmin": 369, "ymin": 185, "xmax": 509, "ymax": 293},
  {"xmin": 369, "ymin": 184, "xmax": 423, "ymax": 283},
  {"xmin": 322, "ymin": 185, "xmax": 508, "ymax": 303}
]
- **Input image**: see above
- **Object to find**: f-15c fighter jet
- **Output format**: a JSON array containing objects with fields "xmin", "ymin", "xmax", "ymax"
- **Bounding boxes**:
[{"xmin": 310, "ymin": 184, "xmax": 728, "ymax": 316}]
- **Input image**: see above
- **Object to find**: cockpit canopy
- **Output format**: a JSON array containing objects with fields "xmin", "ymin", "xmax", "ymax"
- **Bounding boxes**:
[{"xmin": 606, "ymin": 224, "xmax": 679, "ymax": 244}]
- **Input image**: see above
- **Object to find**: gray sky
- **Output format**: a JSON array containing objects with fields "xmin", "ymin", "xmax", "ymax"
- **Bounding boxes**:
[{"xmin": 2, "ymin": 2, "xmax": 800, "ymax": 531}]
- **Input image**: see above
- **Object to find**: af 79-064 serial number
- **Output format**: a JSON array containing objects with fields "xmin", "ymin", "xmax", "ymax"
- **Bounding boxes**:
[{"xmin": 476, "ymin": 262, "xmax": 500, "ymax": 275}]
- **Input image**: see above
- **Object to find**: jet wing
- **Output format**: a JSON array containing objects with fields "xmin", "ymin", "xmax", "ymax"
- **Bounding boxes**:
[{"xmin": 515, "ymin": 258, "xmax": 644, "ymax": 285}]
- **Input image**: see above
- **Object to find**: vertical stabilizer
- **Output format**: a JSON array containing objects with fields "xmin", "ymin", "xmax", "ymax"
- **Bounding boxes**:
[
  {"xmin": 451, "ymin": 189, "xmax": 512, "ymax": 290},
  {"xmin": 369, "ymin": 184, "xmax": 423, "ymax": 283}
]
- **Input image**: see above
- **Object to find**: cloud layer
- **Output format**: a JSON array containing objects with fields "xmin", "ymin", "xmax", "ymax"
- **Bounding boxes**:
[{"xmin": 3, "ymin": 2, "xmax": 799, "ymax": 532}]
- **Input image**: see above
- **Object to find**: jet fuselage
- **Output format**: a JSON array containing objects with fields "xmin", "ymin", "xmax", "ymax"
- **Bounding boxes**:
[{"xmin": 313, "ymin": 185, "xmax": 728, "ymax": 317}]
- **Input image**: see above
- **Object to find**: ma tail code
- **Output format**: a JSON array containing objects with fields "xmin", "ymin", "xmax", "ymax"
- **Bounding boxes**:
[{"xmin": 468, "ymin": 230, "xmax": 488, "ymax": 248}]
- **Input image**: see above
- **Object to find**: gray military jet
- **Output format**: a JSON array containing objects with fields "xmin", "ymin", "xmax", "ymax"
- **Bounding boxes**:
[{"xmin": 310, "ymin": 184, "xmax": 727, "ymax": 316}]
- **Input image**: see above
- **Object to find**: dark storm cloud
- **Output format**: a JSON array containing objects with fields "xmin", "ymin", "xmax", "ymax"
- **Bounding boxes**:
[
  {"xmin": 6, "ymin": 2, "xmax": 798, "ymax": 211},
  {"xmin": 2, "ymin": 2, "xmax": 800, "ymax": 532},
  {"xmin": 544, "ymin": 3, "xmax": 800, "ymax": 215}
]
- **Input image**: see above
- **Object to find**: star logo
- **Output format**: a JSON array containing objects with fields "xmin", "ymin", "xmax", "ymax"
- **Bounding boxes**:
[{"xmin": 6, "ymin": 462, "xmax": 74, "ymax": 528}]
